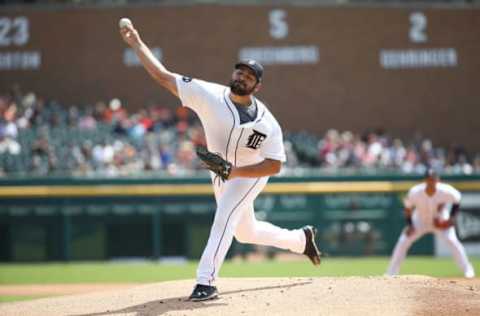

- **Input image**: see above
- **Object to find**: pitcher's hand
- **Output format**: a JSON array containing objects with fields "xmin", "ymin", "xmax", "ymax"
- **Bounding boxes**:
[{"xmin": 119, "ymin": 20, "xmax": 141, "ymax": 47}]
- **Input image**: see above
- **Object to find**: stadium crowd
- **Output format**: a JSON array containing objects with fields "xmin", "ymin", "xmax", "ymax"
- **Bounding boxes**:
[{"xmin": 0, "ymin": 89, "xmax": 479, "ymax": 177}]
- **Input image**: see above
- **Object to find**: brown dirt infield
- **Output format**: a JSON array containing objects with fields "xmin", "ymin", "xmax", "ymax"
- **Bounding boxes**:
[
  {"xmin": 0, "ymin": 284, "xmax": 140, "ymax": 297},
  {"xmin": 0, "ymin": 276, "xmax": 479, "ymax": 316}
]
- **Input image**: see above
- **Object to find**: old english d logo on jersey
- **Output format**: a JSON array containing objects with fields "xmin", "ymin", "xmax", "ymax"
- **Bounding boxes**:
[{"xmin": 246, "ymin": 130, "xmax": 267, "ymax": 149}]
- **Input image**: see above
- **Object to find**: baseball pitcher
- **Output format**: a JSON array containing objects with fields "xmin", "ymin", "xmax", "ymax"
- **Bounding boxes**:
[{"xmin": 119, "ymin": 19, "xmax": 322, "ymax": 301}]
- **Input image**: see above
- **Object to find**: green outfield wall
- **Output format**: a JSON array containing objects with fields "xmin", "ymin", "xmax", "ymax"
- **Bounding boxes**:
[{"xmin": 1, "ymin": 174, "xmax": 480, "ymax": 262}]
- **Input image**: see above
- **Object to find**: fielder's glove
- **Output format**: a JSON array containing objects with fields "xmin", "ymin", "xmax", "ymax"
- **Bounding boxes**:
[
  {"xmin": 196, "ymin": 145, "xmax": 232, "ymax": 181},
  {"xmin": 433, "ymin": 217, "xmax": 454, "ymax": 229}
]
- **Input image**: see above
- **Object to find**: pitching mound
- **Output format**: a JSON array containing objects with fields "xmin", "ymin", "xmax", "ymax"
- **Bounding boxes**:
[{"xmin": 1, "ymin": 276, "xmax": 479, "ymax": 316}]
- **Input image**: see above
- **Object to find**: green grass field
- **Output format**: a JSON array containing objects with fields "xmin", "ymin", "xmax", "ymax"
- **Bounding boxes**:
[
  {"xmin": 0, "ymin": 257, "xmax": 478, "ymax": 303},
  {"xmin": 1, "ymin": 256, "xmax": 478, "ymax": 284},
  {"xmin": 0, "ymin": 296, "xmax": 49, "ymax": 303}
]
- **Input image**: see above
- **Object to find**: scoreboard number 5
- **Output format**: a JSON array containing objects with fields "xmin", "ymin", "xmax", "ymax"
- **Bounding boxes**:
[
  {"xmin": 0, "ymin": 16, "xmax": 29, "ymax": 46},
  {"xmin": 409, "ymin": 12, "xmax": 427, "ymax": 43},
  {"xmin": 269, "ymin": 9, "xmax": 288, "ymax": 39}
]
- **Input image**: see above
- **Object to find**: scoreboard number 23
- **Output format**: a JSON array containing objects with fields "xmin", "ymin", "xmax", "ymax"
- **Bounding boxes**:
[{"xmin": 0, "ymin": 16, "xmax": 29, "ymax": 47}]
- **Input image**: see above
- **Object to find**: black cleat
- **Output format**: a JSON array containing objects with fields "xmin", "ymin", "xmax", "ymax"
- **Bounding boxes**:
[
  {"xmin": 188, "ymin": 284, "xmax": 219, "ymax": 302},
  {"xmin": 303, "ymin": 225, "xmax": 321, "ymax": 266}
]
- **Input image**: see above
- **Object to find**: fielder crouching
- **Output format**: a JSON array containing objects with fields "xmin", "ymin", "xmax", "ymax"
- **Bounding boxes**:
[{"xmin": 386, "ymin": 169, "xmax": 475, "ymax": 278}]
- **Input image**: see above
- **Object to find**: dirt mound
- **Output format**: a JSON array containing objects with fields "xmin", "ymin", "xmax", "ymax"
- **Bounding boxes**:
[
  {"xmin": 0, "ymin": 284, "xmax": 140, "ymax": 296},
  {"xmin": 1, "ymin": 276, "xmax": 479, "ymax": 316}
]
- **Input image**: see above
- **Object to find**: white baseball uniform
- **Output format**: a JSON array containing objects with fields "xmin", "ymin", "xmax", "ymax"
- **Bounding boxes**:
[
  {"xmin": 387, "ymin": 182, "xmax": 475, "ymax": 278},
  {"xmin": 175, "ymin": 75, "xmax": 306, "ymax": 286}
]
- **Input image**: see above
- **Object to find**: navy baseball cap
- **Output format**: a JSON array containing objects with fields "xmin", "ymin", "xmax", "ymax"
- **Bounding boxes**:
[
  {"xmin": 424, "ymin": 168, "xmax": 439, "ymax": 179},
  {"xmin": 235, "ymin": 59, "xmax": 264, "ymax": 82}
]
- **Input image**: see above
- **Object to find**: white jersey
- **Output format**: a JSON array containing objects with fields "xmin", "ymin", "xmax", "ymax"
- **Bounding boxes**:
[
  {"xmin": 175, "ymin": 74, "xmax": 286, "ymax": 167},
  {"xmin": 404, "ymin": 182, "xmax": 461, "ymax": 226},
  {"xmin": 388, "ymin": 182, "xmax": 474, "ymax": 278}
]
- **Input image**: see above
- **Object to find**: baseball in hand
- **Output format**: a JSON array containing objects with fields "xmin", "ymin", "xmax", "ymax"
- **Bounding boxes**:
[{"xmin": 119, "ymin": 18, "xmax": 132, "ymax": 29}]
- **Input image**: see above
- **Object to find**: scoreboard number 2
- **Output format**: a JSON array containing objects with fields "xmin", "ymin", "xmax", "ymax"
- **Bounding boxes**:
[
  {"xmin": 0, "ymin": 16, "xmax": 29, "ymax": 46},
  {"xmin": 409, "ymin": 12, "xmax": 427, "ymax": 43}
]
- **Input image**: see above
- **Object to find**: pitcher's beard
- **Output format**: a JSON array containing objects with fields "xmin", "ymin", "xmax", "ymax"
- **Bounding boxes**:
[{"xmin": 229, "ymin": 80, "xmax": 254, "ymax": 96}]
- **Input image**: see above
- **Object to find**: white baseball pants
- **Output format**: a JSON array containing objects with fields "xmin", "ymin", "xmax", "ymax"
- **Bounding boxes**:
[
  {"xmin": 386, "ymin": 225, "xmax": 475, "ymax": 278},
  {"xmin": 196, "ymin": 175, "xmax": 306, "ymax": 286}
]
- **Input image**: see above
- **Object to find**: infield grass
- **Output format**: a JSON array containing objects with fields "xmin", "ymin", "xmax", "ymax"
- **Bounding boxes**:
[
  {"xmin": 0, "ymin": 295, "xmax": 50, "ymax": 303},
  {"xmin": 1, "ymin": 256, "xmax": 479, "ymax": 285}
]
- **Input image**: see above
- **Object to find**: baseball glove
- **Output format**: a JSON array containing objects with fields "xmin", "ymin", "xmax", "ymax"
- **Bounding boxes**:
[
  {"xmin": 196, "ymin": 145, "xmax": 232, "ymax": 181},
  {"xmin": 433, "ymin": 218, "xmax": 454, "ymax": 229}
]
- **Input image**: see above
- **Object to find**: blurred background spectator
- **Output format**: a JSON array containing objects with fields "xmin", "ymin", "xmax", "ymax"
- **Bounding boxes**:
[{"xmin": 0, "ymin": 88, "xmax": 478, "ymax": 177}]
